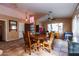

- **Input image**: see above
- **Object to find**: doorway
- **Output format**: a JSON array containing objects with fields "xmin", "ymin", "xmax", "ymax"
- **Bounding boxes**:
[
  {"xmin": 19, "ymin": 23, "xmax": 24, "ymax": 39},
  {"xmin": 0, "ymin": 21, "xmax": 5, "ymax": 41}
]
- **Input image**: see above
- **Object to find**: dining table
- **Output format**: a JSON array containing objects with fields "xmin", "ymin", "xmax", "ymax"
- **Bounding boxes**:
[{"xmin": 30, "ymin": 33, "xmax": 47, "ymax": 51}]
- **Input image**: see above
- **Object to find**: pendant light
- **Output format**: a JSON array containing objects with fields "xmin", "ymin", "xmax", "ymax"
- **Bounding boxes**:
[{"xmin": 25, "ymin": 16, "xmax": 28, "ymax": 21}]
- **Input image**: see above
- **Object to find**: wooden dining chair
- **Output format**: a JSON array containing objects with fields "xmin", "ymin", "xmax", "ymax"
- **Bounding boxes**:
[
  {"xmin": 55, "ymin": 32, "xmax": 60, "ymax": 39},
  {"xmin": 23, "ymin": 31, "xmax": 38, "ymax": 55},
  {"xmin": 23, "ymin": 31, "xmax": 31, "ymax": 55},
  {"xmin": 43, "ymin": 32, "xmax": 54, "ymax": 53}
]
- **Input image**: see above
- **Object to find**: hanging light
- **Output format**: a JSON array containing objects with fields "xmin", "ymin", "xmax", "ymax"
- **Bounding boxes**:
[
  {"xmin": 25, "ymin": 16, "xmax": 28, "ymax": 21},
  {"xmin": 47, "ymin": 11, "xmax": 55, "ymax": 21}
]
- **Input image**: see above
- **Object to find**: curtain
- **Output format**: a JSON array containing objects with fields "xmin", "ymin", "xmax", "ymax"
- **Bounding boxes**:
[{"xmin": 72, "ymin": 15, "xmax": 79, "ymax": 42}]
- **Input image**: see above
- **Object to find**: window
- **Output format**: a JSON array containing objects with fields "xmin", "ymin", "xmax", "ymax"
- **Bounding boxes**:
[
  {"xmin": 52, "ymin": 23, "xmax": 58, "ymax": 32},
  {"xmin": 47, "ymin": 23, "xmax": 63, "ymax": 33},
  {"xmin": 48, "ymin": 24, "xmax": 52, "ymax": 32},
  {"xmin": 59, "ymin": 23, "xmax": 63, "ymax": 34}
]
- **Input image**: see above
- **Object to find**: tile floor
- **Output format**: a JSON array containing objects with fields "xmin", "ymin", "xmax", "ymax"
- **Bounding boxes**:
[{"xmin": 0, "ymin": 39, "xmax": 68, "ymax": 56}]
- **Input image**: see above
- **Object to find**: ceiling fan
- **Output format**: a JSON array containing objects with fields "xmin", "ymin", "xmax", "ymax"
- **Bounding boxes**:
[{"xmin": 47, "ymin": 11, "xmax": 55, "ymax": 21}]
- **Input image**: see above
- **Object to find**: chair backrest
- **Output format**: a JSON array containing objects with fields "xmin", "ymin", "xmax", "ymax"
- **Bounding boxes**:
[
  {"xmin": 23, "ymin": 31, "xmax": 31, "ymax": 47},
  {"xmin": 49, "ymin": 32, "xmax": 54, "ymax": 45},
  {"xmin": 55, "ymin": 32, "xmax": 60, "ymax": 39}
]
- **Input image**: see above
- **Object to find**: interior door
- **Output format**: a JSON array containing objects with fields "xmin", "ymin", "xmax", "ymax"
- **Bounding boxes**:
[
  {"xmin": 0, "ymin": 24, "xmax": 2, "ymax": 41},
  {"xmin": 0, "ymin": 21, "xmax": 3, "ymax": 41},
  {"xmin": 25, "ymin": 24, "xmax": 30, "ymax": 32}
]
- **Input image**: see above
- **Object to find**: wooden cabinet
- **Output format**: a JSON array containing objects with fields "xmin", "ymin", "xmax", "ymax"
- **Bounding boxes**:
[
  {"xmin": 25, "ymin": 24, "xmax": 30, "ymax": 32},
  {"xmin": 30, "ymin": 24, "xmax": 35, "ymax": 34},
  {"xmin": 36, "ymin": 25, "xmax": 39, "ymax": 32},
  {"xmin": 25, "ymin": 23, "xmax": 35, "ymax": 34}
]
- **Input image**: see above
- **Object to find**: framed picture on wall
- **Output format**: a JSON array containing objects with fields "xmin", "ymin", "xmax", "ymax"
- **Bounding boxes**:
[
  {"xmin": 29, "ymin": 15, "xmax": 34, "ymax": 24},
  {"xmin": 9, "ymin": 20, "xmax": 17, "ymax": 31}
]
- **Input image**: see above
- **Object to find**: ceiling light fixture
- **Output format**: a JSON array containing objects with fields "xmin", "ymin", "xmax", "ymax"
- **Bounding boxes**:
[{"xmin": 47, "ymin": 11, "xmax": 55, "ymax": 21}]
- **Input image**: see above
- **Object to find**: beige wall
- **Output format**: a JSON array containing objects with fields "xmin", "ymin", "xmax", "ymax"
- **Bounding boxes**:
[
  {"xmin": 7, "ymin": 20, "xmax": 19, "ymax": 41},
  {"xmin": 0, "ymin": 5, "xmax": 39, "ymax": 41},
  {"xmin": 0, "ymin": 14, "xmax": 27, "ymax": 41},
  {"xmin": 42, "ymin": 18, "xmax": 72, "ymax": 32},
  {"xmin": 0, "ymin": 12, "xmax": 72, "ymax": 41}
]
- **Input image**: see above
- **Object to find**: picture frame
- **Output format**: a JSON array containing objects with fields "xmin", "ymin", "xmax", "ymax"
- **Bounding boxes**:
[{"xmin": 9, "ymin": 20, "xmax": 17, "ymax": 31}]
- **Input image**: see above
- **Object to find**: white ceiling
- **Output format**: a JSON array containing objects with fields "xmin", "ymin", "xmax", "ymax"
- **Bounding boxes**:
[
  {"xmin": 16, "ymin": 3, "xmax": 78, "ymax": 18},
  {"xmin": 0, "ymin": 3, "xmax": 77, "ymax": 22}
]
